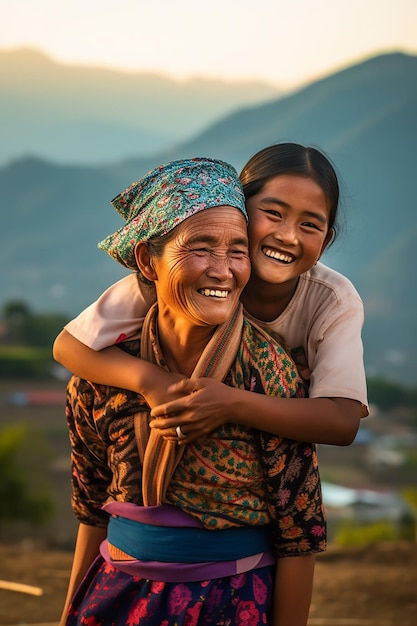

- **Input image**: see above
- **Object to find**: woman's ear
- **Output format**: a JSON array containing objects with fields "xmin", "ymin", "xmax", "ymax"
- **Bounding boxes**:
[{"xmin": 134, "ymin": 242, "xmax": 157, "ymax": 281}]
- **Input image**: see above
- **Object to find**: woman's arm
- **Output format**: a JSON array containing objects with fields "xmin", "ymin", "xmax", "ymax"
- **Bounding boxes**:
[
  {"xmin": 272, "ymin": 555, "xmax": 315, "ymax": 626},
  {"xmin": 150, "ymin": 378, "xmax": 361, "ymax": 445},
  {"xmin": 59, "ymin": 523, "xmax": 107, "ymax": 626},
  {"xmin": 53, "ymin": 330, "xmax": 186, "ymax": 407}
]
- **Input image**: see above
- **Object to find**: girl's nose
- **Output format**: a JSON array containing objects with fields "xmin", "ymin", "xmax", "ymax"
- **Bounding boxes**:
[{"xmin": 276, "ymin": 222, "xmax": 298, "ymax": 245}]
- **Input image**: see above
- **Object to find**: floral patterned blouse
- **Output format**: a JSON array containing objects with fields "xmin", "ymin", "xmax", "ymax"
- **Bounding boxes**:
[{"xmin": 66, "ymin": 318, "xmax": 326, "ymax": 557}]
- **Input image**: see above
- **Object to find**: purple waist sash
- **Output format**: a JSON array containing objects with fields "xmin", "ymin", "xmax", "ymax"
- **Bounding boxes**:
[{"xmin": 100, "ymin": 501, "xmax": 275, "ymax": 583}]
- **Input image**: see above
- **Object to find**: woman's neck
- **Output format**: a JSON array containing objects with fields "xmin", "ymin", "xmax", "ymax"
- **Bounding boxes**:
[
  {"xmin": 157, "ymin": 316, "xmax": 215, "ymax": 377},
  {"xmin": 241, "ymin": 276, "xmax": 299, "ymax": 322}
]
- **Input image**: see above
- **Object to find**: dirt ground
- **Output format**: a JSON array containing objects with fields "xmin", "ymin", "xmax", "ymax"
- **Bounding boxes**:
[
  {"xmin": 0, "ymin": 541, "xmax": 416, "ymax": 626},
  {"xmin": 1, "ymin": 381, "xmax": 416, "ymax": 624}
]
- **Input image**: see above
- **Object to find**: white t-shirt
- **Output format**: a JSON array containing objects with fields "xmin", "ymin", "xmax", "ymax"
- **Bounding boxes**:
[{"xmin": 65, "ymin": 262, "xmax": 368, "ymax": 416}]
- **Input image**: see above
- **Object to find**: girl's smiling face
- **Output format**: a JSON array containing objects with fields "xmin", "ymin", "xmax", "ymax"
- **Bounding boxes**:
[{"xmin": 246, "ymin": 174, "xmax": 334, "ymax": 288}]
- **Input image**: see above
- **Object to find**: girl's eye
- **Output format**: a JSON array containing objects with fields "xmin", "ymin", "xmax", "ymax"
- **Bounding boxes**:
[
  {"xmin": 302, "ymin": 222, "xmax": 322, "ymax": 230},
  {"xmin": 264, "ymin": 209, "xmax": 282, "ymax": 218}
]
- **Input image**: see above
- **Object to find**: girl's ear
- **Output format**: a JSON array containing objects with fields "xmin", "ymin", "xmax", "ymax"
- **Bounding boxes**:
[
  {"xmin": 134, "ymin": 242, "xmax": 157, "ymax": 281},
  {"xmin": 319, "ymin": 228, "xmax": 335, "ymax": 258}
]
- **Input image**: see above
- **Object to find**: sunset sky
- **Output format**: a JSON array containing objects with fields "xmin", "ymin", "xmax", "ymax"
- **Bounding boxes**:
[{"xmin": 2, "ymin": 0, "xmax": 417, "ymax": 88}]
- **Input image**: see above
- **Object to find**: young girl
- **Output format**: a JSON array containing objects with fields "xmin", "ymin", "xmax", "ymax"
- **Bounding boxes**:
[{"xmin": 54, "ymin": 143, "xmax": 367, "ymax": 447}]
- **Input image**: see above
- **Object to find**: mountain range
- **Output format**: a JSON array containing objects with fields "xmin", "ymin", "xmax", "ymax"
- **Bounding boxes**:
[
  {"xmin": 0, "ymin": 48, "xmax": 281, "ymax": 165},
  {"xmin": 1, "ymin": 50, "xmax": 416, "ymax": 383}
]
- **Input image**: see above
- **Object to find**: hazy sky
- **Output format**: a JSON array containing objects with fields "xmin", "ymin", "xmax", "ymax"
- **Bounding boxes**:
[{"xmin": 2, "ymin": 0, "xmax": 416, "ymax": 88}]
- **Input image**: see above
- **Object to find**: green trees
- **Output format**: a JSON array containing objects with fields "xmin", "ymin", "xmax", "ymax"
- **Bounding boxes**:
[
  {"xmin": 0, "ymin": 300, "xmax": 68, "ymax": 378},
  {"xmin": 367, "ymin": 377, "xmax": 417, "ymax": 423},
  {"xmin": 0, "ymin": 424, "xmax": 54, "ymax": 529},
  {"xmin": 1, "ymin": 299, "xmax": 68, "ymax": 347}
]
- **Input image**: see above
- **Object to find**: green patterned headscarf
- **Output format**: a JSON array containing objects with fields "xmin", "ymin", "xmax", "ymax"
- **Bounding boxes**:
[{"xmin": 98, "ymin": 158, "xmax": 247, "ymax": 270}]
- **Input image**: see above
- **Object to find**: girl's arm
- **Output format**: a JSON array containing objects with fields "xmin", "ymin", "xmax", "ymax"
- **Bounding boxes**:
[
  {"xmin": 53, "ymin": 274, "xmax": 183, "ymax": 407},
  {"xmin": 150, "ymin": 291, "xmax": 367, "ymax": 445},
  {"xmin": 59, "ymin": 523, "xmax": 107, "ymax": 626},
  {"xmin": 150, "ymin": 378, "xmax": 361, "ymax": 446},
  {"xmin": 53, "ymin": 330, "xmax": 186, "ymax": 407},
  {"xmin": 54, "ymin": 331, "xmax": 360, "ymax": 444}
]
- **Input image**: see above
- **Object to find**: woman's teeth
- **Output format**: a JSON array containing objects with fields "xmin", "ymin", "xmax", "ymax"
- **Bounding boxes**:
[{"xmin": 199, "ymin": 289, "xmax": 228, "ymax": 298}]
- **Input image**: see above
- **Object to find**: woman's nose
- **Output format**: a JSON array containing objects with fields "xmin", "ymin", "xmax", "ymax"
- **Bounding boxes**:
[{"xmin": 206, "ymin": 254, "xmax": 233, "ymax": 280}]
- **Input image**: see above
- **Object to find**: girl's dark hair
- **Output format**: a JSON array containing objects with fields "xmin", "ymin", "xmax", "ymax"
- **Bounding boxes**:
[{"xmin": 240, "ymin": 143, "xmax": 340, "ymax": 238}]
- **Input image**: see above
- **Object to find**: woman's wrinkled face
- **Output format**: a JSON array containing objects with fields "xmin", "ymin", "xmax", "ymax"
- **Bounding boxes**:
[{"xmin": 152, "ymin": 207, "xmax": 250, "ymax": 327}]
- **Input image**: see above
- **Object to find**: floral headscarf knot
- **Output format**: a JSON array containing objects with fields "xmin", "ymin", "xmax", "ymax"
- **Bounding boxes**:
[{"xmin": 98, "ymin": 158, "xmax": 247, "ymax": 270}]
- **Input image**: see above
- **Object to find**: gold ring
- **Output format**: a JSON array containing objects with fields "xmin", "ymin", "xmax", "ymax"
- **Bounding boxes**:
[{"xmin": 176, "ymin": 425, "xmax": 186, "ymax": 440}]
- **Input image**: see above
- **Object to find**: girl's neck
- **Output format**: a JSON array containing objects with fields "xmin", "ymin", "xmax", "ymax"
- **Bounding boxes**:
[{"xmin": 241, "ymin": 276, "xmax": 299, "ymax": 322}]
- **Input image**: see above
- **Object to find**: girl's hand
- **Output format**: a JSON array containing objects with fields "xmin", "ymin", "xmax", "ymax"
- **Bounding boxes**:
[{"xmin": 149, "ymin": 378, "xmax": 234, "ymax": 444}]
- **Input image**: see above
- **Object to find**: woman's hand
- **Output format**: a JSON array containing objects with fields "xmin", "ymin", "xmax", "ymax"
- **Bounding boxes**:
[
  {"xmin": 141, "ymin": 369, "xmax": 187, "ymax": 408},
  {"xmin": 149, "ymin": 378, "xmax": 235, "ymax": 444}
]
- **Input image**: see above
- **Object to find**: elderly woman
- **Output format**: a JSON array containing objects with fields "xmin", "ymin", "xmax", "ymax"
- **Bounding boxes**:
[{"xmin": 59, "ymin": 158, "xmax": 325, "ymax": 626}]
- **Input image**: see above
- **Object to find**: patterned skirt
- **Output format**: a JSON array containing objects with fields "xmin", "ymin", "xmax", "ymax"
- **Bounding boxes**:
[{"xmin": 66, "ymin": 555, "xmax": 273, "ymax": 626}]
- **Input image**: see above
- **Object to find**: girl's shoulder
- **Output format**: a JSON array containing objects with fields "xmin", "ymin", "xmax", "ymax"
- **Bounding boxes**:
[
  {"xmin": 302, "ymin": 262, "xmax": 363, "ymax": 304},
  {"xmin": 65, "ymin": 273, "xmax": 156, "ymax": 350}
]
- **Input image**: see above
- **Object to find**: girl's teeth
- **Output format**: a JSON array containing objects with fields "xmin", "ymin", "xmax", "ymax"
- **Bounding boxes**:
[
  {"xmin": 264, "ymin": 249, "xmax": 292, "ymax": 263},
  {"xmin": 200, "ymin": 289, "xmax": 228, "ymax": 298}
]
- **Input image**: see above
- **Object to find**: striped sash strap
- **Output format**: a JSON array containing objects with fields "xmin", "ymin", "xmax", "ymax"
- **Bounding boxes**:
[{"xmin": 137, "ymin": 303, "xmax": 244, "ymax": 506}]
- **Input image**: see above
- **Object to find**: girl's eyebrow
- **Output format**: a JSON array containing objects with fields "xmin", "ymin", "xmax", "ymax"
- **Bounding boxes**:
[
  {"xmin": 303, "ymin": 210, "xmax": 328, "ymax": 225},
  {"xmin": 260, "ymin": 197, "xmax": 327, "ymax": 225}
]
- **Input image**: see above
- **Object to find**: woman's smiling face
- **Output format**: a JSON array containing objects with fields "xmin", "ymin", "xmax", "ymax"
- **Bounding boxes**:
[
  {"xmin": 246, "ymin": 174, "xmax": 334, "ymax": 288},
  {"xmin": 152, "ymin": 206, "xmax": 250, "ymax": 328}
]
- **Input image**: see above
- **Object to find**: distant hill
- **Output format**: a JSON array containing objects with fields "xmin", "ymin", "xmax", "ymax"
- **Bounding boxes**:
[
  {"xmin": 1, "ymin": 51, "xmax": 416, "ymax": 383},
  {"xmin": 0, "ymin": 48, "xmax": 281, "ymax": 165}
]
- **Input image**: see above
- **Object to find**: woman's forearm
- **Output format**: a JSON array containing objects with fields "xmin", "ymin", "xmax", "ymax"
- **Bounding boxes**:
[
  {"xmin": 272, "ymin": 555, "xmax": 315, "ymax": 626},
  {"xmin": 59, "ymin": 523, "xmax": 107, "ymax": 626}
]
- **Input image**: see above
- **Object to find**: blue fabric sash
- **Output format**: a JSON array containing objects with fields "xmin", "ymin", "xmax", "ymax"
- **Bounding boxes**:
[{"xmin": 107, "ymin": 514, "xmax": 272, "ymax": 563}]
